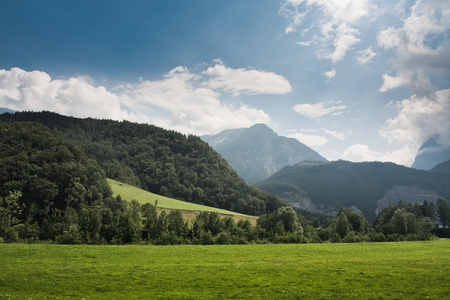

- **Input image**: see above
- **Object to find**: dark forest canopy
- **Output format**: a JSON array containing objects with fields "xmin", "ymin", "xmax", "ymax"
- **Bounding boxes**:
[{"xmin": 0, "ymin": 111, "xmax": 283, "ymax": 216}]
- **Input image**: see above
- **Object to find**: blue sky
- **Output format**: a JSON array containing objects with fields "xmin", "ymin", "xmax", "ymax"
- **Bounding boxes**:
[{"xmin": 1, "ymin": 0, "xmax": 449, "ymax": 166}]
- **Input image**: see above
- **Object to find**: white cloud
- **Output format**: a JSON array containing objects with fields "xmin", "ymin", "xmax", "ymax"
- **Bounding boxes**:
[
  {"xmin": 322, "ymin": 128, "xmax": 351, "ymax": 140},
  {"xmin": 202, "ymin": 59, "xmax": 292, "ymax": 96},
  {"xmin": 323, "ymin": 68, "xmax": 336, "ymax": 79},
  {"xmin": 380, "ymin": 88, "xmax": 450, "ymax": 152},
  {"xmin": 281, "ymin": 0, "xmax": 372, "ymax": 63},
  {"xmin": 341, "ymin": 144, "xmax": 413, "ymax": 165},
  {"xmin": 0, "ymin": 67, "xmax": 134, "ymax": 121},
  {"xmin": 293, "ymin": 100, "xmax": 348, "ymax": 118},
  {"xmin": 377, "ymin": 27, "xmax": 401, "ymax": 50},
  {"xmin": 331, "ymin": 22, "xmax": 361, "ymax": 63},
  {"xmin": 0, "ymin": 62, "xmax": 285, "ymax": 136},
  {"xmin": 356, "ymin": 46, "xmax": 377, "ymax": 64},
  {"xmin": 287, "ymin": 131, "xmax": 328, "ymax": 147},
  {"xmin": 379, "ymin": 73, "xmax": 409, "ymax": 92},
  {"xmin": 377, "ymin": 0, "xmax": 450, "ymax": 94}
]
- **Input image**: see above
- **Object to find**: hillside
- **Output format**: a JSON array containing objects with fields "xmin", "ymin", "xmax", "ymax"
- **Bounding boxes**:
[
  {"xmin": 201, "ymin": 123, "xmax": 327, "ymax": 184},
  {"xmin": 0, "ymin": 111, "xmax": 283, "ymax": 216},
  {"xmin": 430, "ymin": 159, "xmax": 450, "ymax": 174},
  {"xmin": 256, "ymin": 160, "xmax": 450, "ymax": 222},
  {"xmin": 107, "ymin": 178, "xmax": 258, "ymax": 224}
]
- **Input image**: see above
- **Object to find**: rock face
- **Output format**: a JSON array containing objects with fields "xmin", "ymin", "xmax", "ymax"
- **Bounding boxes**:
[
  {"xmin": 412, "ymin": 136, "xmax": 450, "ymax": 170},
  {"xmin": 201, "ymin": 124, "xmax": 327, "ymax": 184},
  {"xmin": 376, "ymin": 185, "xmax": 442, "ymax": 215}
]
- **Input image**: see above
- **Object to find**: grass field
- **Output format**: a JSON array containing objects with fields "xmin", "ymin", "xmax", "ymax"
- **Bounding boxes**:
[
  {"xmin": 107, "ymin": 178, "xmax": 258, "ymax": 223},
  {"xmin": 0, "ymin": 240, "xmax": 449, "ymax": 299}
]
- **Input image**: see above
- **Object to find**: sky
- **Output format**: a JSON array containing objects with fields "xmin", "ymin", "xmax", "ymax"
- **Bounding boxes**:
[{"xmin": 1, "ymin": 0, "xmax": 449, "ymax": 166}]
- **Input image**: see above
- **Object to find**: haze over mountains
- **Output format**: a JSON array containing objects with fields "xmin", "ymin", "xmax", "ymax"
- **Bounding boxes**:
[
  {"xmin": 411, "ymin": 136, "xmax": 450, "ymax": 171},
  {"xmin": 201, "ymin": 124, "xmax": 327, "ymax": 184}
]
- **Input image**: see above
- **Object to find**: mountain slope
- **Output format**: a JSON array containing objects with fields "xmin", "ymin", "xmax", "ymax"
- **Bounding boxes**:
[
  {"xmin": 256, "ymin": 160, "xmax": 450, "ymax": 222},
  {"xmin": 202, "ymin": 123, "xmax": 327, "ymax": 184},
  {"xmin": 0, "ymin": 111, "xmax": 284, "ymax": 216},
  {"xmin": 411, "ymin": 136, "xmax": 450, "ymax": 170}
]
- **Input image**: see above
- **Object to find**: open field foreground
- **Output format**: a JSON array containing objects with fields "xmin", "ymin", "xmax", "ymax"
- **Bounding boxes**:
[{"xmin": 1, "ymin": 240, "xmax": 449, "ymax": 299}]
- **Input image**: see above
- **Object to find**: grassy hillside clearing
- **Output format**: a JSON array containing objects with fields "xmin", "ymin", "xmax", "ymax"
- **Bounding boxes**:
[
  {"xmin": 107, "ymin": 178, "xmax": 258, "ymax": 224},
  {"xmin": 0, "ymin": 240, "xmax": 448, "ymax": 299}
]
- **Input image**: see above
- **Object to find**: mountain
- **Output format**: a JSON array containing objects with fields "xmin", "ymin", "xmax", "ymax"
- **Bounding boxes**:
[
  {"xmin": 201, "ymin": 124, "xmax": 327, "ymax": 184},
  {"xmin": 411, "ymin": 136, "xmax": 450, "ymax": 170},
  {"xmin": 430, "ymin": 159, "xmax": 450, "ymax": 174},
  {"xmin": 0, "ymin": 111, "xmax": 284, "ymax": 216},
  {"xmin": 256, "ymin": 160, "xmax": 450, "ymax": 222},
  {"xmin": 0, "ymin": 107, "xmax": 15, "ymax": 114}
]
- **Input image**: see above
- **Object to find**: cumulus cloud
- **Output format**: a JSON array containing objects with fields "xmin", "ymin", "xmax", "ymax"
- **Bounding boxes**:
[
  {"xmin": 341, "ymin": 143, "xmax": 413, "ymax": 165},
  {"xmin": 0, "ymin": 62, "xmax": 287, "ymax": 135},
  {"xmin": 293, "ymin": 100, "xmax": 348, "ymax": 118},
  {"xmin": 287, "ymin": 130, "xmax": 328, "ymax": 147},
  {"xmin": 281, "ymin": 0, "xmax": 372, "ymax": 63},
  {"xmin": 0, "ymin": 68, "xmax": 134, "ymax": 121},
  {"xmin": 380, "ymin": 89, "xmax": 450, "ymax": 151},
  {"xmin": 356, "ymin": 46, "xmax": 377, "ymax": 64},
  {"xmin": 202, "ymin": 59, "xmax": 292, "ymax": 96},
  {"xmin": 377, "ymin": 0, "xmax": 450, "ymax": 94}
]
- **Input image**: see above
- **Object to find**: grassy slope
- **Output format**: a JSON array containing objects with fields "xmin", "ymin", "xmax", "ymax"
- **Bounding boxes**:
[
  {"xmin": 107, "ymin": 178, "xmax": 258, "ymax": 223},
  {"xmin": 1, "ymin": 240, "xmax": 448, "ymax": 299}
]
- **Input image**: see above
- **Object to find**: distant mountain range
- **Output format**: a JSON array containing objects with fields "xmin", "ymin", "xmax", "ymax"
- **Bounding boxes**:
[
  {"xmin": 412, "ymin": 136, "xmax": 450, "ymax": 170},
  {"xmin": 256, "ymin": 160, "xmax": 450, "ymax": 222},
  {"xmin": 201, "ymin": 124, "xmax": 327, "ymax": 184}
]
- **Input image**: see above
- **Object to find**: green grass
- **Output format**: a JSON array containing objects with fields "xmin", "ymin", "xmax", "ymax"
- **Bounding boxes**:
[
  {"xmin": 108, "ymin": 178, "xmax": 255, "ymax": 215},
  {"xmin": 1, "ymin": 240, "xmax": 449, "ymax": 299}
]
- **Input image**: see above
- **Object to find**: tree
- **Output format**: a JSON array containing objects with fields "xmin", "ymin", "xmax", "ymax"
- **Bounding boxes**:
[
  {"xmin": 277, "ymin": 206, "xmax": 303, "ymax": 235},
  {"xmin": 336, "ymin": 212, "xmax": 350, "ymax": 238},
  {"xmin": 437, "ymin": 198, "xmax": 450, "ymax": 228}
]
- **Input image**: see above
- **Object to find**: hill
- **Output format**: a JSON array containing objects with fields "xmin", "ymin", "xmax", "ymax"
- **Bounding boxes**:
[
  {"xmin": 411, "ymin": 136, "xmax": 450, "ymax": 170},
  {"xmin": 430, "ymin": 159, "xmax": 450, "ymax": 174},
  {"xmin": 0, "ymin": 111, "xmax": 283, "ymax": 216},
  {"xmin": 256, "ymin": 160, "xmax": 450, "ymax": 222},
  {"xmin": 201, "ymin": 123, "xmax": 327, "ymax": 184}
]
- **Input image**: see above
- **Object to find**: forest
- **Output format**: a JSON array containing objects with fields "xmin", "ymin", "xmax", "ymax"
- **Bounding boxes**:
[
  {"xmin": 1, "ymin": 117, "xmax": 449, "ymax": 245},
  {"xmin": 0, "ymin": 111, "xmax": 283, "ymax": 215}
]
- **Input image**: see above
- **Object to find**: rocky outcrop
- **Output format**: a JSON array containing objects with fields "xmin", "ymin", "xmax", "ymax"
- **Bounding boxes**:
[{"xmin": 376, "ymin": 185, "xmax": 441, "ymax": 215}]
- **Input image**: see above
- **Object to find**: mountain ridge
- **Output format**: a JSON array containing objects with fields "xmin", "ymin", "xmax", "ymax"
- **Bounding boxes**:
[
  {"xmin": 202, "ymin": 123, "xmax": 327, "ymax": 184},
  {"xmin": 256, "ymin": 160, "xmax": 450, "ymax": 222}
]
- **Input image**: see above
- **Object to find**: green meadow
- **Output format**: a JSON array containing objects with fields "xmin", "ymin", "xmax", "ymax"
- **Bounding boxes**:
[
  {"xmin": 107, "ymin": 178, "xmax": 258, "ymax": 223},
  {"xmin": 1, "ymin": 240, "xmax": 449, "ymax": 299}
]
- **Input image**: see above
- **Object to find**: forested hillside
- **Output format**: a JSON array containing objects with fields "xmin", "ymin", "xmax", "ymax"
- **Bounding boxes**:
[
  {"xmin": 0, "ymin": 112, "xmax": 283, "ymax": 216},
  {"xmin": 0, "ymin": 122, "xmax": 116, "ymax": 242},
  {"xmin": 256, "ymin": 160, "xmax": 450, "ymax": 221}
]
